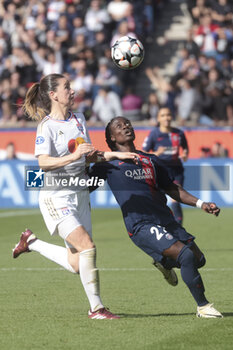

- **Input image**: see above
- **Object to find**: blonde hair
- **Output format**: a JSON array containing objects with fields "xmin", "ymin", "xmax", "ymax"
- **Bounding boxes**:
[{"xmin": 23, "ymin": 73, "xmax": 65, "ymax": 120}]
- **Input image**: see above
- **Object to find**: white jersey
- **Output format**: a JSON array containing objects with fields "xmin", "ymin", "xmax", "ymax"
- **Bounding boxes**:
[{"xmin": 35, "ymin": 111, "xmax": 91, "ymax": 196}]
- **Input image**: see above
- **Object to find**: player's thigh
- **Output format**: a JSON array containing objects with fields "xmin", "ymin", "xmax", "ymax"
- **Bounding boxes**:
[
  {"xmin": 166, "ymin": 221, "xmax": 195, "ymax": 245},
  {"xmin": 131, "ymin": 223, "xmax": 178, "ymax": 261},
  {"xmin": 39, "ymin": 190, "xmax": 92, "ymax": 242}
]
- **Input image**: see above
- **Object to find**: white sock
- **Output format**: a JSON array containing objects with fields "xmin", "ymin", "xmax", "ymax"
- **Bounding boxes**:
[
  {"xmin": 29, "ymin": 239, "xmax": 76, "ymax": 273},
  {"xmin": 79, "ymin": 248, "xmax": 104, "ymax": 312}
]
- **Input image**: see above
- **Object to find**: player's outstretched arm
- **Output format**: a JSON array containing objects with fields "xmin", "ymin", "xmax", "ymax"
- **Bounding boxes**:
[
  {"xmin": 38, "ymin": 143, "xmax": 95, "ymax": 171},
  {"xmin": 86, "ymin": 151, "xmax": 139, "ymax": 163},
  {"xmin": 166, "ymin": 183, "xmax": 220, "ymax": 216}
]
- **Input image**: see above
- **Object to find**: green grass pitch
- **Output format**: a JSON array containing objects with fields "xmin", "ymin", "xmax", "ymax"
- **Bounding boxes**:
[{"xmin": 0, "ymin": 207, "xmax": 233, "ymax": 350}]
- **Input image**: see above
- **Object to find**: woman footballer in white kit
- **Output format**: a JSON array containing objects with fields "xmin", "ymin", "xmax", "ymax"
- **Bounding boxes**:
[{"xmin": 12, "ymin": 73, "xmax": 138, "ymax": 319}]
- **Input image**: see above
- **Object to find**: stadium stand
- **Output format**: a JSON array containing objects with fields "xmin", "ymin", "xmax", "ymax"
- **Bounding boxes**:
[{"xmin": 0, "ymin": 0, "xmax": 232, "ymax": 128}]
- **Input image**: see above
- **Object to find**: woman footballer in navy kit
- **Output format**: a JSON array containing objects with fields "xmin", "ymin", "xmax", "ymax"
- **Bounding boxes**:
[
  {"xmin": 143, "ymin": 107, "xmax": 189, "ymax": 224},
  {"xmin": 89, "ymin": 116, "xmax": 222, "ymax": 318}
]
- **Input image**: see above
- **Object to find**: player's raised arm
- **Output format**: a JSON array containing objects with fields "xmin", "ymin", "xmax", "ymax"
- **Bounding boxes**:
[{"xmin": 165, "ymin": 182, "xmax": 220, "ymax": 216}]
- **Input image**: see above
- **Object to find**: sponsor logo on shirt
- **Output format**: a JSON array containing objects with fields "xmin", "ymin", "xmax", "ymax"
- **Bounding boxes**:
[
  {"xmin": 125, "ymin": 168, "xmax": 153, "ymax": 180},
  {"xmin": 36, "ymin": 136, "xmax": 45, "ymax": 145},
  {"xmin": 68, "ymin": 137, "xmax": 86, "ymax": 153}
]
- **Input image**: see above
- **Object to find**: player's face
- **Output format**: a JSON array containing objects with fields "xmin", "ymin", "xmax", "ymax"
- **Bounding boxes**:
[
  {"xmin": 110, "ymin": 117, "xmax": 135, "ymax": 145},
  {"xmin": 52, "ymin": 78, "xmax": 75, "ymax": 107},
  {"xmin": 157, "ymin": 108, "xmax": 172, "ymax": 127}
]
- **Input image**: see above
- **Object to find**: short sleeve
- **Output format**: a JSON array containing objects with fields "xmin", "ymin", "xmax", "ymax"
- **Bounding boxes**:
[
  {"xmin": 89, "ymin": 163, "xmax": 108, "ymax": 181},
  {"xmin": 180, "ymin": 131, "xmax": 188, "ymax": 150},
  {"xmin": 142, "ymin": 130, "xmax": 156, "ymax": 151},
  {"xmin": 34, "ymin": 123, "xmax": 52, "ymax": 157}
]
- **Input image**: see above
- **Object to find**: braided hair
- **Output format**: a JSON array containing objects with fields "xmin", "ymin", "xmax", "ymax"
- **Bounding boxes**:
[{"xmin": 105, "ymin": 117, "xmax": 118, "ymax": 151}]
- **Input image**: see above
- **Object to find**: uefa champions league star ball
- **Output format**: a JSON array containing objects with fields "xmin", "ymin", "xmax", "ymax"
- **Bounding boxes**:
[{"xmin": 111, "ymin": 36, "xmax": 144, "ymax": 70}]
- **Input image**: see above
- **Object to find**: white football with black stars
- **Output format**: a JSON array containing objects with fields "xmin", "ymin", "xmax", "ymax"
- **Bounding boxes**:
[{"xmin": 111, "ymin": 36, "xmax": 144, "ymax": 70}]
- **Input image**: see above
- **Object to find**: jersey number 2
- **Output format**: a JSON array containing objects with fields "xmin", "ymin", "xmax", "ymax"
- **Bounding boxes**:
[{"xmin": 150, "ymin": 225, "xmax": 167, "ymax": 240}]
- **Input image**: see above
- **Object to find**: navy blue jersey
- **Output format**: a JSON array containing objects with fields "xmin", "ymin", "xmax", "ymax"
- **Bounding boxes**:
[
  {"xmin": 142, "ymin": 127, "xmax": 188, "ymax": 167},
  {"xmin": 89, "ymin": 151, "xmax": 176, "ymax": 235}
]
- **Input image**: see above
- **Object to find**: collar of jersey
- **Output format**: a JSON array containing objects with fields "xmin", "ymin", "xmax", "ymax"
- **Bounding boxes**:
[{"xmin": 47, "ymin": 111, "xmax": 73, "ymax": 122}]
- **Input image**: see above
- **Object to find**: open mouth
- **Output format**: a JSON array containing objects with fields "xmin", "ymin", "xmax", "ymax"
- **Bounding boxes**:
[{"xmin": 125, "ymin": 129, "xmax": 133, "ymax": 136}]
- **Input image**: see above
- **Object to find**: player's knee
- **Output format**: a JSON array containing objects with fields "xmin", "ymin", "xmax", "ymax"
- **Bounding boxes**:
[
  {"xmin": 196, "ymin": 254, "xmax": 206, "ymax": 269},
  {"xmin": 177, "ymin": 246, "xmax": 195, "ymax": 267}
]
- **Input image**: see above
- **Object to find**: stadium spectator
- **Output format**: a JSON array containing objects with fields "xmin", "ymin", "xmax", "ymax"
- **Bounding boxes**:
[
  {"xmin": 71, "ymin": 59, "xmax": 94, "ymax": 94},
  {"xmin": 92, "ymin": 86, "xmax": 122, "ymax": 125},
  {"xmin": 211, "ymin": 141, "xmax": 228, "ymax": 157},
  {"xmin": 12, "ymin": 73, "xmax": 137, "ymax": 319},
  {"xmin": 89, "ymin": 116, "xmax": 223, "ymax": 318},
  {"xmin": 193, "ymin": 14, "xmax": 219, "ymax": 57},
  {"xmin": 176, "ymin": 79, "xmax": 199, "ymax": 125},
  {"xmin": 92, "ymin": 57, "xmax": 120, "ymax": 97},
  {"xmin": 107, "ymin": 0, "xmax": 132, "ymax": 23},
  {"xmin": 142, "ymin": 107, "xmax": 189, "ymax": 224},
  {"xmin": 30, "ymin": 42, "xmax": 63, "ymax": 76},
  {"xmin": 121, "ymin": 87, "xmax": 143, "ymax": 121},
  {"xmin": 5, "ymin": 142, "xmax": 17, "ymax": 159},
  {"xmin": 145, "ymin": 67, "xmax": 177, "ymax": 117},
  {"xmin": 110, "ymin": 20, "xmax": 137, "ymax": 47},
  {"xmin": 84, "ymin": 0, "xmax": 111, "ymax": 39},
  {"xmin": 211, "ymin": 0, "xmax": 233, "ymax": 27},
  {"xmin": 141, "ymin": 91, "xmax": 160, "ymax": 125}
]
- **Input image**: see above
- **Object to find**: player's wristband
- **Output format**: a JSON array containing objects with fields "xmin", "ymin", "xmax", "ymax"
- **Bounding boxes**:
[{"xmin": 196, "ymin": 199, "xmax": 204, "ymax": 209}]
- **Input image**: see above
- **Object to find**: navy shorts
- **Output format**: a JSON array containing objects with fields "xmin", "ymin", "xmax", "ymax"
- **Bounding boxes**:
[{"xmin": 131, "ymin": 221, "xmax": 195, "ymax": 263}]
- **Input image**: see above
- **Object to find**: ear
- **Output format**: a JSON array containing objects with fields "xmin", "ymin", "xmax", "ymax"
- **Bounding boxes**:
[
  {"xmin": 110, "ymin": 135, "xmax": 116, "ymax": 142},
  {"xmin": 49, "ymin": 91, "xmax": 58, "ymax": 101}
]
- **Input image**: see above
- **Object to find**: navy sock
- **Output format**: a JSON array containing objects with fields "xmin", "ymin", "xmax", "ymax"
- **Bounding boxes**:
[
  {"xmin": 171, "ymin": 201, "xmax": 183, "ymax": 224},
  {"xmin": 177, "ymin": 246, "xmax": 208, "ymax": 306}
]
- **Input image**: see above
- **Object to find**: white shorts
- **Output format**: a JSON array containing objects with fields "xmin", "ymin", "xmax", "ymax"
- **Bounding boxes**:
[{"xmin": 39, "ymin": 190, "xmax": 92, "ymax": 246}]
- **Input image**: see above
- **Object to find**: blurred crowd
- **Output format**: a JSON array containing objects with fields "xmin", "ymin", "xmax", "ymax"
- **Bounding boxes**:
[
  {"xmin": 0, "ymin": 0, "xmax": 232, "ymax": 127},
  {"xmin": 0, "ymin": 0, "xmax": 161, "ymax": 126},
  {"xmin": 146, "ymin": 0, "xmax": 233, "ymax": 127}
]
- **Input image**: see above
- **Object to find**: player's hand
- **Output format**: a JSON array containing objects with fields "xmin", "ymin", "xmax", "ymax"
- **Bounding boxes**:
[
  {"xmin": 154, "ymin": 146, "xmax": 167, "ymax": 156},
  {"xmin": 179, "ymin": 154, "xmax": 188, "ymax": 162},
  {"xmin": 202, "ymin": 202, "xmax": 220, "ymax": 216},
  {"xmin": 72, "ymin": 143, "xmax": 95, "ymax": 161}
]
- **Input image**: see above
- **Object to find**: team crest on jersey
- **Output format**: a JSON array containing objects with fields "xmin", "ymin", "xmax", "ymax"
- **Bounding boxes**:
[
  {"xmin": 61, "ymin": 207, "xmax": 71, "ymax": 216},
  {"xmin": 171, "ymin": 134, "xmax": 179, "ymax": 141},
  {"xmin": 141, "ymin": 158, "xmax": 150, "ymax": 164},
  {"xmin": 165, "ymin": 233, "xmax": 173, "ymax": 240}
]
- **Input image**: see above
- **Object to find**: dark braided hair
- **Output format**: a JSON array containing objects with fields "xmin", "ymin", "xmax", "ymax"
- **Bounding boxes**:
[{"xmin": 105, "ymin": 117, "xmax": 119, "ymax": 151}]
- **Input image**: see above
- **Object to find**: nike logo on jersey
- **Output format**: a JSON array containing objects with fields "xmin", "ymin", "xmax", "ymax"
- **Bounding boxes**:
[
  {"xmin": 119, "ymin": 161, "xmax": 124, "ymax": 165},
  {"xmin": 58, "ymin": 130, "xmax": 64, "ymax": 136}
]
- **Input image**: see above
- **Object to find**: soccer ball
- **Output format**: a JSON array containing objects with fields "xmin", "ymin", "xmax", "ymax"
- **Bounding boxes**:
[{"xmin": 111, "ymin": 36, "xmax": 144, "ymax": 70}]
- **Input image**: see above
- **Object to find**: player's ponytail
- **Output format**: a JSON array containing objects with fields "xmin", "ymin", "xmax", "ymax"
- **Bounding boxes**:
[
  {"xmin": 23, "ymin": 73, "xmax": 65, "ymax": 121},
  {"xmin": 23, "ymin": 82, "xmax": 47, "ymax": 120}
]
